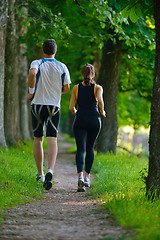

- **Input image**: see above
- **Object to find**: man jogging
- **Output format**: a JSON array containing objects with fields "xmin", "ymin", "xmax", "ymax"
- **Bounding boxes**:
[{"xmin": 27, "ymin": 39, "xmax": 71, "ymax": 190}]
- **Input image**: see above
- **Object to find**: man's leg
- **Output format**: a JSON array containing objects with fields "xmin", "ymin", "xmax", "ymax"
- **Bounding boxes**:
[
  {"xmin": 47, "ymin": 136, "xmax": 58, "ymax": 173},
  {"xmin": 34, "ymin": 136, "xmax": 44, "ymax": 176},
  {"xmin": 44, "ymin": 106, "xmax": 60, "ymax": 190},
  {"xmin": 43, "ymin": 137, "xmax": 57, "ymax": 190}
]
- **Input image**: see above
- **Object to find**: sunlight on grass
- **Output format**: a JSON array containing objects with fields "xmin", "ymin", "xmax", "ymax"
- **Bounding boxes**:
[{"xmin": 89, "ymin": 151, "xmax": 160, "ymax": 240}]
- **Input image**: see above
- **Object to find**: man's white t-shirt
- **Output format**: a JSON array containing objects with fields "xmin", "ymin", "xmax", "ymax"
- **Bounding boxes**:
[{"xmin": 30, "ymin": 58, "xmax": 71, "ymax": 108}]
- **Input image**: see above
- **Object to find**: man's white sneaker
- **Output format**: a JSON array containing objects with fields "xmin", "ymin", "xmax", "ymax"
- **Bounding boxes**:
[
  {"xmin": 43, "ymin": 172, "xmax": 53, "ymax": 190},
  {"xmin": 36, "ymin": 174, "xmax": 45, "ymax": 183}
]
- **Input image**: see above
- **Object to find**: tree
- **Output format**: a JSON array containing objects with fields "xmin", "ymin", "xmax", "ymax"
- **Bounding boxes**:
[
  {"xmin": 0, "ymin": 0, "xmax": 7, "ymax": 147},
  {"xmin": 90, "ymin": 0, "xmax": 154, "ymax": 153},
  {"xmin": 18, "ymin": 0, "xmax": 155, "ymax": 152},
  {"xmin": 4, "ymin": 0, "xmax": 19, "ymax": 145},
  {"xmin": 18, "ymin": 4, "xmax": 31, "ymax": 140},
  {"xmin": 146, "ymin": 0, "xmax": 160, "ymax": 199},
  {"xmin": 97, "ymin": 39, "xmax": 122, "ymax": 153}
]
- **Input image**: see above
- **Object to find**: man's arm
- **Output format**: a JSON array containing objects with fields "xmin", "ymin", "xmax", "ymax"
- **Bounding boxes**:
[
  {"xmin": 62, "ymin": 84, "xmax": 70, "ymax": 94},
  {"xmin": 27, "ymin": 68, "xmax": 37, "ymax": 100}
]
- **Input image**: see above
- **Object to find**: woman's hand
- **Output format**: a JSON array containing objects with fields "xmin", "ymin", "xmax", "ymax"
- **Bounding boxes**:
[{"xmin": 100, "ymin": 109, "xmax": 106, "ymax": 117}]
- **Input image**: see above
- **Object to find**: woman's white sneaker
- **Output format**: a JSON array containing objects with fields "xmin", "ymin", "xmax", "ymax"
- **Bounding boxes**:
[
  {"xmin": 77, "ymin": 176, "xmax": 86, "ymax": 192},
  {"xmin": 84, "ymin": 177, "xmax": 90, "ymax": 187}
]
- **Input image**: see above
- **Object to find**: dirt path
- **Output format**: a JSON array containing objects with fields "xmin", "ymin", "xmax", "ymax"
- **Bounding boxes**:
[{"xmin": 0, "ymin": 136, "xmax": 134, "ymax": 240}]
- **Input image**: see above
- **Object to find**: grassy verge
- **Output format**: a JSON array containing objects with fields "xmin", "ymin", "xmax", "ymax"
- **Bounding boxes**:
[
  {"xmin": 89, "ymin": 151, "xmax": 160, "ymax": 240},
  {"xmin": 0, "ymin": 140, "xmax": 44, "ymax": 222}
]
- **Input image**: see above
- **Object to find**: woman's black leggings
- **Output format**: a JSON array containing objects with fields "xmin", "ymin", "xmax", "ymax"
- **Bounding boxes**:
[{"xmin": 73, "ymin": 115, "xmax": 101, "ymax": 174}]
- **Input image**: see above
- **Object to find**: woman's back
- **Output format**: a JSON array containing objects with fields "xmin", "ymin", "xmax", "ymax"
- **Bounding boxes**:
[{"xmin": 77, "ymin": 83, "xmax": 99, "ymax": 116}]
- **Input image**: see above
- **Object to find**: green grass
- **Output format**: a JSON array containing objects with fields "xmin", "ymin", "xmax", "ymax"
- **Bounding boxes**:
[
  {"xmin": 0, "ymin": 140, "xmax": 44, "ymax": 222},
  {"xmin": 89, "ymin": 151, "xmax": 160, "ymax": 240}
]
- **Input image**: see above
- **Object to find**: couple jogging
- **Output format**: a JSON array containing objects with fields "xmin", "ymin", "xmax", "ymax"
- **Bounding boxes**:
[{"xmin": 27, "ymin": 39, "xmax": 106, "ymax": 192}]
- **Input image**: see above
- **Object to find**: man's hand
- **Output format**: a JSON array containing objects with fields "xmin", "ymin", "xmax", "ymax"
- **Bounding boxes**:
[{"xmin": 27, "ymin": 93, "xmax": 34, "ymax": 101}]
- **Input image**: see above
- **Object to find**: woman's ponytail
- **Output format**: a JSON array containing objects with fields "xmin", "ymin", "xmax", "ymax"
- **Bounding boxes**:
[{"xmin": 82, "ymin": 64, "xmax": 95, "ymax": 86}]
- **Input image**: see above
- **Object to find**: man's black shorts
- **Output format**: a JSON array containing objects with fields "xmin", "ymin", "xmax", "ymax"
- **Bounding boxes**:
[{"xmin": 31, "ymin": 104, "xmax": 60, "ymax": 137}]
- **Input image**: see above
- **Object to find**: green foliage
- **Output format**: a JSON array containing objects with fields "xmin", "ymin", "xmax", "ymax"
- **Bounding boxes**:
[
  {"xmin": 121, "ymin": 1, "xmax": 143, "ymax": 23},
  {"xmin": 0, "ymin": 141, "xmax": 44, "ymax": 222},
  {"xmin": 118, "ymin": 91, "xmax": 151, "ymax": 128},
  {"xmin": 89, "ymin": 152, "xmax": 160, "ymax": 239},
  {"xmin": 118, "ymin": 46, "xmax": 154, "ymax": 128},
  {"xmin": 16, "ymin": 0, "xmax": 155, "ymax": 131}
]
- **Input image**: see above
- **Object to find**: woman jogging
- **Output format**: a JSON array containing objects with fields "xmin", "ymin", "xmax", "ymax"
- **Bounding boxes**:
[{"xmin": 69, "ymin": 63, "xmax": 106, "ymax": 192}]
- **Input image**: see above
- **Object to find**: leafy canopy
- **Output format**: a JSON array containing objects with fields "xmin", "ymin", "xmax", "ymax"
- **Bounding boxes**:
[{"xmin": 17, "ymin": 0, "xmax": 155, "ymax": 128}]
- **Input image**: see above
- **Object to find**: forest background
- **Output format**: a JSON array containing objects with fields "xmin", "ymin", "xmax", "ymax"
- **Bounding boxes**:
[{"xmin": 0, "ymin": 0, "xmax": 160, "ymax": 198}]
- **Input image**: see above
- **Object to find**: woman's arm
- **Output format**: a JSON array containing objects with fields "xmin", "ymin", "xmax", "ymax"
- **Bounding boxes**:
[
  {"xmin": 95, "ymin": 85, "xmax": 106, "ymax": 117},
  {"xmin": 69, "ymin": 85, "xmax": 78, "ymax": 115}
]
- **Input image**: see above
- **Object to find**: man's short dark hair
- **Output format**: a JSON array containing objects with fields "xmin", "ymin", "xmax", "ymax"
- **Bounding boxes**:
[{"xmin": 43, "ymin": 39, "xmax": 57, "ymax": 55}]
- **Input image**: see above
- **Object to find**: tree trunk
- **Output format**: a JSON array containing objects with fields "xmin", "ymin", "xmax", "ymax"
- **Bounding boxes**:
[
  {"xmin": 0, "ymin": 0, "xmax": 7, "ymax": 147},
  {"xmin": 97, "ymin": 40, "xmax": 122, "ymax": 154},
  {"xmin": 19, "ymin": 43, "xmax": 32, "ymax": 140},
  {"xmin": 146, "ymin": 0, "xmax": 160, "ymax": 199},
  {"xmin": 4, "ymin": 0, "xmax": 19, "ymax": 145},
  {"xmin": 18, "ymin": 5, "xmax": 31, "ymax": 140}
]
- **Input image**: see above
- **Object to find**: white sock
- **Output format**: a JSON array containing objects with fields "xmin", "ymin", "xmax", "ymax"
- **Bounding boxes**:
[{"xmin": 48, "ymin": 168, "xmax": 53, "ymax": 175}]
